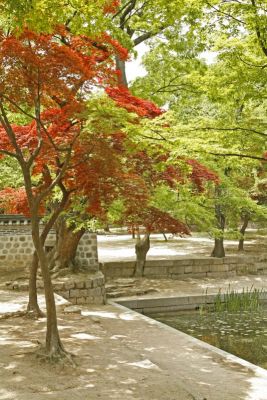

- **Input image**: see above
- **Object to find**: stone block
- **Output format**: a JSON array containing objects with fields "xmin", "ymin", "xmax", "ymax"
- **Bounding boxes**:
[
  {"xmin": 85, "ymin": 296, "xmax": 94, "ymax": 303},
  {"xmin": 64, "ymin": 282, "xmax": 75, "ymax": 290},
  {"xmin": 69, "ymin": 289, "xmax": 80, "ymax": 298},
  {"xmin": 85, "ymin": 280, "xmax": 93, "ymax": 288},
  {"xmin": 144, "ymin": 267, "xmax": 168, "ymax": 276},
  {"xmin": 247, "ymin": 265, "xmax": 258, "ymax": 274},
  {"xmin": 75, "ymin": 281, "xmax": 85, "ymax": 289},
  {"xmin": 209, "ymin": 257, "xmax": 224, "ymax": 264},
  {"xmin": 190, "ymin": 272, "xmax": 207, "ymax": 278},
  {"xmin": 236, "ymin": 265, "xmax": 249, "ymax": 274},
  {"xmin": 91, "ymin": 296, "xmax": 104, "ymax": 304},
  {"xmin": 79, "ymin": 289, "xmax": 88, "ymax": 297},
  {"xmin": 97, "ymin": 277, "xmax": 105, "ymax": 286},
  {"xmin": 89, "ymin": 287, "xmax": 102, "ymax": 296},
  {"xmin": 172, "ymin": 259, "xmax": 192, "ymax": 267},
  {"xmin": 58, "ymin": 290, "xmax": 70, "ymax": 299},
  {"xmin": 192, "ymin": 258, "xmax": 210, "ymax": 266},
  {"xmin": 145, "ymin": 260, "xmax": 174, "ymax": 267},
  {"xmin": 192, "ymin": 265, "xmax": 209, "ymax": 273},
  {"xmin": 184, "ymin": 266, "xmax": 192, "ymax": 274},
  {"xmin": 223, "ymin": 256, "xmax": 238, "ymax": 264},
  {"xmin": 76, "ymin": 297, "xmax": 87, "ymax": 304},
  {"xmin": 53, "ymin": 282, "xmax": 64, "ymax": 291},
  {"xmin": 254, "ymin": 262, "xmax": 267, "ymax": 271},
  {"xmin": 169, "ymin": 266, "xmax": 185, "ymax": 274},
  {"xmin": 210, "ymin": 264, "xmax": 229, "ymax": 273}
]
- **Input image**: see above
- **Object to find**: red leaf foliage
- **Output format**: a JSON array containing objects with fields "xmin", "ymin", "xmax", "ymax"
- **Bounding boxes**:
[
  {"xmin": 106, "ymin": 86, "xmax": 163, "ymax": 118},
  {"xmin": 103, "ymin": 0, "xmax": 120, "ymax": 14},
  {"xmin": 123, "ymin": 206, "xmax": 190, "ymax": 235},
  {"xmin": 0, "ymin": 27, "xmax": 128, "ymax": 107},
  {"xmin": 186, "ymin": 159, "xmax": 219, "ymax": 191},
  {"xmin": 0, "ymin": 188, "xmax": 31, "ymax": 215}
]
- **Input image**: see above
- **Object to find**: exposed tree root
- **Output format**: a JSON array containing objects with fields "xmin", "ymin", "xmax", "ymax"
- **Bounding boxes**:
[
  {"xmin": 0, "ymin": 310, "xmax": 27, "ymax": 320},
  {"xmin": 26, "ymin": 308, "xmax": 46, "ymax": 319},
  {"xmin": 36, "ymin": 343, "xmax": 77, "ymax": 367}
]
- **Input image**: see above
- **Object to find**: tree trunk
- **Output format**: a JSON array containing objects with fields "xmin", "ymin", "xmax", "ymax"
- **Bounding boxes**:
[
  {"xmin": 134, "ymin": 233, "xmax": 150, "ymax": 277},
  {"xmin": 115, "ymin": 55, "xmax": 128, "ymax": 87},
  {"xmin": 31, "ymin": 218, "xmax": 66, "ymax": 359},
  {"xmin": 211, "ymin": 238, "xmax": 225, "ymax": 258},
  {"xmin": 104, "ymin": 224, "xmax": 110, "ymax": 232},
  {"xmin": 27, "ymin": 195, "xmax": 70, "ymax": 317},
  {"xmin": 27, "ymin": 251, "xmax": 44, "ymax": 318},
  {"xmin": 50, "ymin": 218, "xmax": 85, "ymax": 272},
  {"xmin": 162, "ymin": 232, "xmax": 168, "ymax": 241},
  {"xmin": 211, "ymin": 187, "xmax": 226, "ymax": 258},
  {"xmin": 238, "ymin": 214, "xmax": 249, "ymax": 251}
]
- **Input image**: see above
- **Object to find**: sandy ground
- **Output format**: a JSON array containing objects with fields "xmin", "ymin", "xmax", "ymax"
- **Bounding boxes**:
[
  {"xmin": 1, "ymin": 298, "xmax": 267, "ymax": 400},
  {"xmin": 97, "ymin": 231, "xmax": 267, "ymax": 262},
  {"xmin": 1, "ymin": 234, "xmax": 267, "ymax": 399}
]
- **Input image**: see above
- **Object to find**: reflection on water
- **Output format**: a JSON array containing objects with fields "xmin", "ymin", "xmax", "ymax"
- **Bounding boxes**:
[{"xmin": 153, "ymin": 310, "xmax": 267, "ymax": 369}]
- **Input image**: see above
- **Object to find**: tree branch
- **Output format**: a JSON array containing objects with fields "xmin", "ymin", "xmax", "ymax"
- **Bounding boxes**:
[
  {"xmin": 209, "ymin": 151, "xmax": 266, "ymax": 161},
  {"xmin": 193, "ymin": 126, "xmax": 267, "ymax": 138}
]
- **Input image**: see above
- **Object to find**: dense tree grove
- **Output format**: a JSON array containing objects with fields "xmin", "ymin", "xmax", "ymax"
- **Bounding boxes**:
[{"xmin": 1, "ymin": 0, "xmax": 267, "ymax": 361}]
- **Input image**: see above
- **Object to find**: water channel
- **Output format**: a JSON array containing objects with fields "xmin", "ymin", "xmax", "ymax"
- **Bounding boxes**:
[{"xmin": 151, "ymin": 309, "xmax": 267, "ymax": 369}]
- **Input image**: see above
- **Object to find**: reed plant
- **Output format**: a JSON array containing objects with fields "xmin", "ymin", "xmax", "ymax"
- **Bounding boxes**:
[{"xmin": 200, "ymin": 285, "xmax": 265, "ymax": 313}]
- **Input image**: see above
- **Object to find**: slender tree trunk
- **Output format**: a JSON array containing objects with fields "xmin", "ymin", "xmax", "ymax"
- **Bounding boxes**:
[
  {"xmin": 27, "ymin": 251, "xmax": 44, "ymax": 318},
  {"xmin": 31, "ymin": 218, "xmax": 65, "ymax": 358},
  {"xmin": 27, "ymin": 195, "xmax": 69, "ymax": 317},
  {"xmin": 116, "ymin": 56, "xmax": 128, "ymax": 87},
  {"xmin": 162, "ymin": 232, "xmax": 168, "ymax": 241},
  {"xmin": 50, "ymin": 218, "xmax": 85, "ymax": 272},
  {"xmin": 104, "ymin": 224, "xmax": 110, "ymax": 233},
  {"xmin": 238, "ymin": 214, "xmax": 249, "ymax": 251},
  {"xmin": 134, "ymin": 233, "xmax": 150, "ymax": 277},
  {"xmin": 211, "ymin": 187, "xmax": 226, "ymax": 258}
]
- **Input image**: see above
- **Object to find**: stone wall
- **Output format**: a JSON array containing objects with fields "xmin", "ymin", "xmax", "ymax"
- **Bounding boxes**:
[
  {"xmin": 0, "ymin": 215, "xmax": 105, "ymax": 304},
  {"xmin": 100, "ymin": 254, "xmax": 267, "ymax": 280},
  {"xmin": 7, "ymin": 271, "xmax": 106, "ymax": 305},
  {"xmin": 0, "ymin": 216, "xmax": 98, "ymax": 271}
]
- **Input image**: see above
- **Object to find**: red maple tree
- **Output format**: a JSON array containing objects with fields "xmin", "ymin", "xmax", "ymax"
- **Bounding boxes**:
[{"xmin": 0, "ymin": 25, "xmax": 130, "ymax": 360}]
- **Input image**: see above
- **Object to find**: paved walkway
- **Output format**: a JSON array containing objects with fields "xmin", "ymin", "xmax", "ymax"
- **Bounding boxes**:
[{"xmin": 1, "ymin": 274, "xmax": 267, "ymax": 399}]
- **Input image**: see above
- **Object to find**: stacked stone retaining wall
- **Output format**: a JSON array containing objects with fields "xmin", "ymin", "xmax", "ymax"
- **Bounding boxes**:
[
  {"xmin": 1, "ymin": 215, "xmax": 105, "ymax": 305},
  {"xmin": 7, "ymin": 272, "xmax": 106, "ymax": 305},
  {"xmin": 100, "ymin": 254, "xmax": 267, "ymax": 280},
  {"xmin": 0, "ymin": 216, "xmax": 98, "ymax": 271}
]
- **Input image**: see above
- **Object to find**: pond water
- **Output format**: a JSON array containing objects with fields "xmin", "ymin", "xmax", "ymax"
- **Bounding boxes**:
[{"xmin": 152, "ymin": 309, "xmax": 267, "ymax": 369}]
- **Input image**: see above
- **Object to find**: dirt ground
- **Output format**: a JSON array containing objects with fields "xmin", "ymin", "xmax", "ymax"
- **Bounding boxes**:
[
  {"xmin": 1, "ymin": 233, "xmax": 267, "ymax": 400},
  {"xmin": 0, "ymin": 263, "xmax": 195, "ymax": 400},
  {"xmin": 0, "ymin": 302, "xmax": 198, "ymax": 400}
]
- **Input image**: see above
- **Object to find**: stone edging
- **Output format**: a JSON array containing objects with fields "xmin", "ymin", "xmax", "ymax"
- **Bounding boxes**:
[{"xmin": 100, "ymin": 254, "xmax": 267, "ymax": 279}]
